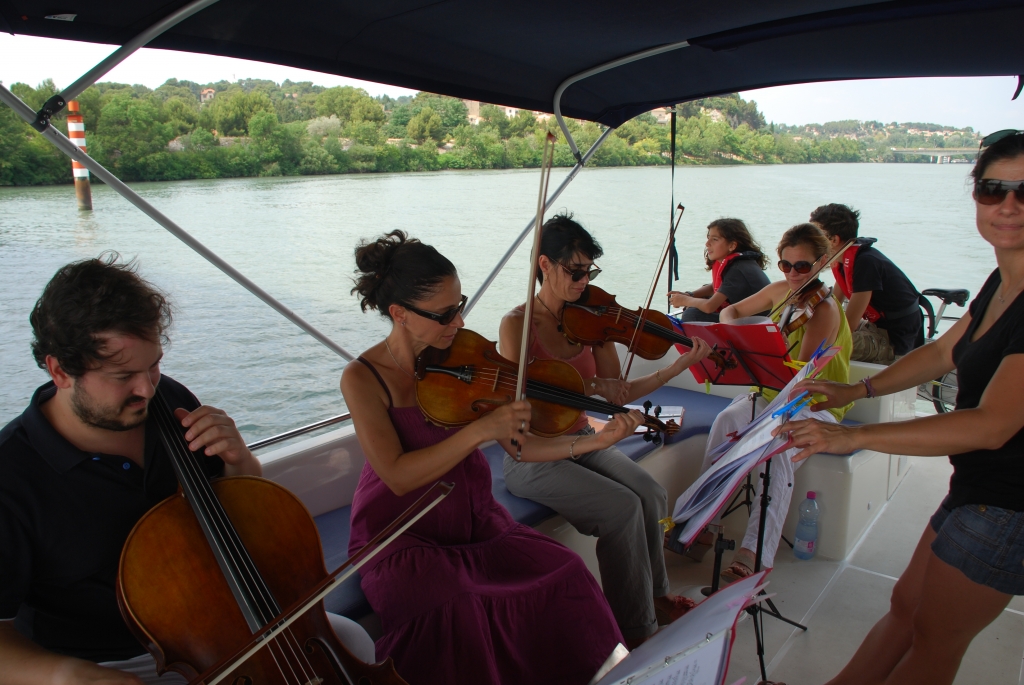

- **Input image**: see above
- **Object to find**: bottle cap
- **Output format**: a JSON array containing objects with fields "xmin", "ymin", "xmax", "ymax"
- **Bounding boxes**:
[{"xmin": 807, "ymin": 491, "xmax": 816, "ymax": 499}]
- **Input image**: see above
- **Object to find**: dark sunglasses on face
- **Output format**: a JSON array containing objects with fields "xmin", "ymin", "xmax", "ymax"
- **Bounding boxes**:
[
  {"xmin": 558, "ymin": 262, "xmax": 602, "ymax": 282},
  {"xmin": 778, "ymin": 258, "xmax": 819, "ymax": 274},
  {"xmin": 400, "ymin": 294, "xmax": 467, "ymax": 325},
  {"xmin": 974, "ymin": 179, "xmax": 1024, "ymax": 206},
  {"xmin": 979, "ymin": 129, "xmax": 1024, "ymax": 149}
]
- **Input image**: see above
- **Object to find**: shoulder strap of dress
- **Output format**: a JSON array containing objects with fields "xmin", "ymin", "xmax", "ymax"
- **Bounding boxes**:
[{"xmin": 355, "ymin": 356, "xmax": 393, "ymax": 408}]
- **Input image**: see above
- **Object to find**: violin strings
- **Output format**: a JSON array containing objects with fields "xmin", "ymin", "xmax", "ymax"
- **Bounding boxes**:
[{"xmin": 152, "ymin": 392, "xmax": 318, "ymax": 683}]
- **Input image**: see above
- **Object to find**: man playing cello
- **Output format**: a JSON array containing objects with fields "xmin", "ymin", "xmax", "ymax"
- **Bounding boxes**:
[{"xmin": 0, "ymin": 255, "xmax": 373, "ymax": 684}]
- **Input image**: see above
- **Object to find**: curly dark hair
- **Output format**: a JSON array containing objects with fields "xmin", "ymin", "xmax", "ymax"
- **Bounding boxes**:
[
  {"xmin": 30, "ymin": 253, "xmax": 172, "ymax": 377},
  {"xmin": 809, "ymin": 203, "xmax": 860, "ymax": 243},
  {"xmin": 537, "ymin": 212, "xmax": 604, "ymax": 284},
  {"xmin": 351, "ymin": 230, "xmax": 457, "ymax": 318}
]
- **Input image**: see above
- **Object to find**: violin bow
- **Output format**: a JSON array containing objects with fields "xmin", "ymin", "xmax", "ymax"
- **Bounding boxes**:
[
  {"xmin": 513, "ymin": 131, "xmax": 557, "ymax": 460},
  {"xmin": 769, "ymin": 238, "xmax": 855, "ymax": 320},
  {"xmin": 621, "ymin": 203, "xmax": 685, "ymax": 382}
]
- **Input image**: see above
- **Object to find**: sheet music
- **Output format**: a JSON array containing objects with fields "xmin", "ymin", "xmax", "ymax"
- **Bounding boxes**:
[{"xmin": 593, "ymin": 572, "xmax": 767, "ymax": 685}]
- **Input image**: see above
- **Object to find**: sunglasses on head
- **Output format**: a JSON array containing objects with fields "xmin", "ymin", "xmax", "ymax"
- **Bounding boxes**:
[
  {"xmin": 778, "ymin": 257, "xmax": 819, "ymax": 274},
  {"xmin": 558, "ymin": 262, "xmax": 602, "ymax": 282},
  {"xmin": 979, "ymin": 129, "xmax": 1024, "ymax": 149},
  {"xmin": 400, "ymin": 294, "xmax": 467, "ymax": 325},
  {"xmin": 974, "ymin": 179, "xmax": 1024, "ymax": 206}
]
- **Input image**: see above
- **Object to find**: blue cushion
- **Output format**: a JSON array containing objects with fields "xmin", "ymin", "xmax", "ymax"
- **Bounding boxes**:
[
  {"xmin": 313, "ymin": 506, "xmax": 372, "ymax": 620},
  {"xmin": 480, "ymin": 442, "xmax": 557, "ymax": 527}
]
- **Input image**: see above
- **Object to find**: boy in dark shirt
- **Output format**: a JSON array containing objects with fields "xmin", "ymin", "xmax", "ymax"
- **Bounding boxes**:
[{"xmin": 810, "ymin": 203, "xmax": 924, "ymax": 362}]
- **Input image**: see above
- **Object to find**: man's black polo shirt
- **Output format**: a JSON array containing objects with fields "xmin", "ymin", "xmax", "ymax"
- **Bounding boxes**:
[{"xmin": 0, "ymin": 375, "xmax": 224, "ymax": 662}]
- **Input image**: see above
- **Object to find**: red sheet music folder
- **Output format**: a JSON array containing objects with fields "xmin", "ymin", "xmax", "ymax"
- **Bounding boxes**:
[{"xmin": 671, "ymin": 316, "xmax": 796, "ymax": 390}]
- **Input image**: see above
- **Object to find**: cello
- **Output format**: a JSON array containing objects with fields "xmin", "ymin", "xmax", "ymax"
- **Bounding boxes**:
[{"xmin": 116, "ymin": 387, "xmax": 449, "ymax": 684}]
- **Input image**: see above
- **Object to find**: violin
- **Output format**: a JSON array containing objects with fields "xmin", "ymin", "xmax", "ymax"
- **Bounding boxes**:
[
  {"xmin": 414, "ymin": 328, "xmax": 678, "ymax": 441},
  {"xmin": 778, "ymin": 279, "xmax": 833, "ymax": 338},
  {"xmin": 117, "ymin": 388, "xmax": 412, "ymax": 685},
  {"xmin": 560, "ymin": 285, "xmax": 737, "ymax": 370}
]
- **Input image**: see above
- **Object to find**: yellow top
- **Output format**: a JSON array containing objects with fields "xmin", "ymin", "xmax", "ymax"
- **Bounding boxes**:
[{"xmin": 759, "ymin": 292, "xmax": 853, "ymax": 422}]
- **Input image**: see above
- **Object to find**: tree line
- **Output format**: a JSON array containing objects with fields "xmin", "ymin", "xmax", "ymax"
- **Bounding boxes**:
[{"xmin": 0, "ymin": 78, "xmax": 980, "ymax": 186}]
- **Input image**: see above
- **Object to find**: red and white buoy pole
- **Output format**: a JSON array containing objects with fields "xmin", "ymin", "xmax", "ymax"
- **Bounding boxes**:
[{"xmin": 66, "ymin": 100, "xmax": 92, "ymax": 210}]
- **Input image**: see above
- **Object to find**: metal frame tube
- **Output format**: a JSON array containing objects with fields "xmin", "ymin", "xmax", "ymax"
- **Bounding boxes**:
[
  {"xmin": 247, "ymin": 413, "xmax": 351, "ymax": 451},
  {"xmin": 463, "ymin": 125, "xmax": 614, "ymax": 318},
  {"xmin": 553, "ymin": 39, "xmax": 690, "ymax": 161},
  {"xmin": 1, "ymin": 84, "xmax": 355, "ymax": 362},
  {"xmin": 61, "ymin": 0, "xmax": 221, "ymax": 105}
]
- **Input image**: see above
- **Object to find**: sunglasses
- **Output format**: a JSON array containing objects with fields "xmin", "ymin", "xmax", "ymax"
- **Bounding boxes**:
[
  {"xmin": 778, "ymin": 257, "xmax": 819, "ymax": 274},
  {"xmin": 974, "ymin": 179, "xmax": 1024, "ymax": 206},
  {"xmin": 558, "ymin": 262, "xmax": 602, "ymax": 282},
  {"xmin": 400, "ymin": 294, "xmax": 467, "ymax": 326},
  {"xmin": 979, "ymin": 129, "xmax": 1024, "ymax": 149}
]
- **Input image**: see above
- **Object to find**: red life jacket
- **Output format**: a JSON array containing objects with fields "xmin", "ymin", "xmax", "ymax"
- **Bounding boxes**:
[
  {"xmin": 831, "ymin": 237, "xmax": 883, "ymax": 322},
  {"xmin": 710, "ymin": 252, "xmax": 755, "ymax": 312}
]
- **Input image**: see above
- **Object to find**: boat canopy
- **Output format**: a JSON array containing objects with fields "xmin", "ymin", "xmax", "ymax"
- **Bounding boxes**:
[{"xmin": 3, "ymin": 0, "xmax": 1023, "ymax": 127}]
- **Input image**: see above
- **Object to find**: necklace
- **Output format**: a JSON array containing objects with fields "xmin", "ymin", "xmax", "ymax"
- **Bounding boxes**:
[
  {"xmin": 998, "ymin": 271, "xmax": 1024, "ymax": 304},
  {"xmin": 534, "ymin": 295, "xmax": 581, "ymax": 346},
  {"xmin": 384, "ymin": 337, "xmax": 415, "ymax": 378}
]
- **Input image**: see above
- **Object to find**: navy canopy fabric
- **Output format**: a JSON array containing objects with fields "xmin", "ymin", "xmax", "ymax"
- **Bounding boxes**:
[{"xmin": 2, "ymin": 0, "xmax": 1022, "ymax": 127}]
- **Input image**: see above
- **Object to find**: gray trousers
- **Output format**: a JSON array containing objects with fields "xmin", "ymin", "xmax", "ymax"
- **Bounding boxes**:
[
  {"xmin": 99, "ymin": 612, "xmax": 375, "ymax": 683},
  {"xmin": 503, "ymin": 430, "xmax": 669, "ymax": 641}
]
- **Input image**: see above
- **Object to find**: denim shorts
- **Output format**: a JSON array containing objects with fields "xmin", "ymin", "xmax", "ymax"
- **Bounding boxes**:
[{"xmin": 930, "ymin": 500, "xmax": 1024, "ymax": 595}]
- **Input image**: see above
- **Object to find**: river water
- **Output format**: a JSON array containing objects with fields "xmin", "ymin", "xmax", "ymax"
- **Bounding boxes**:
[{"xmin": 0, "ymin": 164, "xmax": 990, "ymax": 441}]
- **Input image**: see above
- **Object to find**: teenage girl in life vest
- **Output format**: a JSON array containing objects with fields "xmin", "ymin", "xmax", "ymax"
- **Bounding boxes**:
[{"xmin": 667, "ymin": 218, "xmax": 770, "ymax": 323}]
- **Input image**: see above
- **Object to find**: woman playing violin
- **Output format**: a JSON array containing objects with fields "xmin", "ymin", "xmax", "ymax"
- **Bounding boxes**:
[
  {"xmin": 340, "ymin": 230, "xmax": 634, "ymax": 685},
  {"xmin": 667, "ymin": 218, "xmax": 770, "ymax": 323},
  {"xmin": 498, "ymin": 213, "xmax": 712, "ymax": 649},
  {"xmin": 695, "ymin": 222, "xmax": 852, "ymax": 582},
  {"xmin": 778, "ymin": 131, "xmax": 1024, "ymax": 685}
]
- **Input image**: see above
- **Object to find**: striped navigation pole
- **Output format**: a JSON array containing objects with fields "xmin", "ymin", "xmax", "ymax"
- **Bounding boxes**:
[{"xmin": 66, "ymin": 101, "xmax": 92, "ymax": 210}]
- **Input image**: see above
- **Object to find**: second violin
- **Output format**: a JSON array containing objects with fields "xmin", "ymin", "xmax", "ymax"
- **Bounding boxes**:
[{"xmin": 561, "ymin": 285, "xmax": 736, "ymax": 370}]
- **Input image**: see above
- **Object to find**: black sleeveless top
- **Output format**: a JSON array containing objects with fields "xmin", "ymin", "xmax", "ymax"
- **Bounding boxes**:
[{"xmin": 947, "ymin": 269, "xmax": 1024, "ymax": 511}]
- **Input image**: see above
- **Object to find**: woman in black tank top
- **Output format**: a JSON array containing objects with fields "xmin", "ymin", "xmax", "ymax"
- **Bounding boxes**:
[{"xmin": 775, "ymin": 131, "xmax": 1024, "ymax": 685}]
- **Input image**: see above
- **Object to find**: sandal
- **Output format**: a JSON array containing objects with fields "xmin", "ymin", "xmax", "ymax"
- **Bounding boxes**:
[
  {"xmin": 654, "ymin": 594, "xmax": 696, "ymax": 625},
  {"xmin": 720, "ymin": 559, "xmax": 754, "ymax": 584}
]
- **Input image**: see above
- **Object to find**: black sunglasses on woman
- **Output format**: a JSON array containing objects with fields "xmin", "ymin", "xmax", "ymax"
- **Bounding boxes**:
[{"xmin": 400, "ymin": 295, "xmax": 468, "ymax": 325}]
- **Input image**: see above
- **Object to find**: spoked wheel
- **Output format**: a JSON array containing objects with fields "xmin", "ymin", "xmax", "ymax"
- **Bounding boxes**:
[{"xmin": 931, "ymin": 369, "xmax": 957, "ymax": 413}]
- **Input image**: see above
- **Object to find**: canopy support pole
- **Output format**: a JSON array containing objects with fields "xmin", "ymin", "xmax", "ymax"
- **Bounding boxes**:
[
  {"xmin": 463, "ymin": 125, "xmax": 614, "ymax": 318},
  {"xmin": 0, "ymin": 84, "xmax": 355, "ymax": 362},
  {"xmin": 552, "ymin": 39, "xmax": 690, "ymax": 163},
  {"xmin": 30, "ymin": 0, "xmax": 221, "ymax": 131}
]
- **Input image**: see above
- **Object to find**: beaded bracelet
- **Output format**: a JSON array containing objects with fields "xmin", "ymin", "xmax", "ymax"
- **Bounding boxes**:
[
  {"xmin": 569, "ymin": 435, "xmax": 584, "ymax": 460},
  {"xmin": 861, "ymin": 376, "xmax": 877, "ymax": 398}
]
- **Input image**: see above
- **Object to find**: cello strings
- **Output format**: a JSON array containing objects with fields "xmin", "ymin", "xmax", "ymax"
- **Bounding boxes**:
[
  {"xmin": 152, "ymin": 392, "xmax": 315, "ymax": 683},
  {"xmin": 153, "ymin": 396, "xmax": 317, "ymax": 685}
]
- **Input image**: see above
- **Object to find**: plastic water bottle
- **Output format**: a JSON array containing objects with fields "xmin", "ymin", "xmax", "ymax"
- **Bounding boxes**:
[{"xmin": 793, "ymin": 491, "xmax": 819, "ymax": 560}]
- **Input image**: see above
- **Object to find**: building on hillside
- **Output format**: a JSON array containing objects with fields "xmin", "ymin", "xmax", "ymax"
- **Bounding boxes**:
[
  {"xmin": 503, "ymin": 106, "xmax": 519, "ymax": 118},
  {"xmin": 652, "ymin": 107, "xmax": 673, "ymax": 124},
  {"xmin": 533, "ymin": 110, "xmax": 552, "ymax": 122},
  {"xmin": 463, "ymin": 99, "xmax": 481, "ymax": 125},
  {"xmin": 201, "ymin": 88, "xmax": 216, "ymax": 104}
]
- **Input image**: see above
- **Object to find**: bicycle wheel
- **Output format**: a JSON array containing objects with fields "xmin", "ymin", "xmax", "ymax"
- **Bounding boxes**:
[{"xmin": 931, "ymin": 369, "xmax": 957, "ymax": 413}]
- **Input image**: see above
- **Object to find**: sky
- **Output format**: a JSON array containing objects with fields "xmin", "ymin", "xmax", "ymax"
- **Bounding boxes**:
[{"xmin": 1, "ymin": 34, "xmax": 1021, "ymax": 134}]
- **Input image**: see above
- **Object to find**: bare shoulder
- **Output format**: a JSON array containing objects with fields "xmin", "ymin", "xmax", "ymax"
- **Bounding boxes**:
[
  {"xmin": 499, "ymin": 307, "xmax": 526, "ymax": 338},
  {"xmin": 340, "ymin": 352, "xmax": 387, "ymax": 406}
]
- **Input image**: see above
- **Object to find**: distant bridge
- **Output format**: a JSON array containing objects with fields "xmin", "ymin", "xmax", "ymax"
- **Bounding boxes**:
[{"xmin": 890, "ymin": 147, "xmax": 976, "ymax": 163}]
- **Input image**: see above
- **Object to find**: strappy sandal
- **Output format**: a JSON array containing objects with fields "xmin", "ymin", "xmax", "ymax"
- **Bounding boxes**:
[
  {"xmin": 720, "ymin": 559, "xmax": 755, "ymax": 584},
  {"xmin": 654, "ymin": 595, "xmax": 697, "ymax": 625}
]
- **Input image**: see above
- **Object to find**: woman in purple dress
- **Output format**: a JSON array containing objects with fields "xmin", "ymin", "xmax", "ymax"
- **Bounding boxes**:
[{"xmin": 340, "ymin": 231, "xmax": 641, "ymax": 685}]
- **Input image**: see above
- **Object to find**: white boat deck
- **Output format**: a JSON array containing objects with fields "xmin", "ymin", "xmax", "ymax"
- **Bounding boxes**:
[{"xmin": 666, "ymin": 455, "xmax": 1024, "ymax": 685}]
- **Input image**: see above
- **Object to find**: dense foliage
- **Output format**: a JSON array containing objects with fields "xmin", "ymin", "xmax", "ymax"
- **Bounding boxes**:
[{"xmin": 0, "ymin": 78, "xmax": 982, "ymax": 186}]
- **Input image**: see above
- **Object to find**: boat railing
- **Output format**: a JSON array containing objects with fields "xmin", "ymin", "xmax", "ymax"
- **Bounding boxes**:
[{"xmin": 247, "ymin": 413, "xmax": 352, "ymax": 451}]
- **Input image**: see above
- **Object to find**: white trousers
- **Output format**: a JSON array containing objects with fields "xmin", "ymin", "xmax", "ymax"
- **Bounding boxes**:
[
  {"xmin": 701, "ymin": 393, "xmax": 836, "ymax": 569},
  {"xmin": 99, "ymin": 612, "xmax": 375, "ymax": 684}
]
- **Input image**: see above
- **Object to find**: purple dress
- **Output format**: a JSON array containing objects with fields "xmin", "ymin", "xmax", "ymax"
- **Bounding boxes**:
[{"xmin": 348, "ymin": 358, "xmax": 623, "ymax": 685}]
